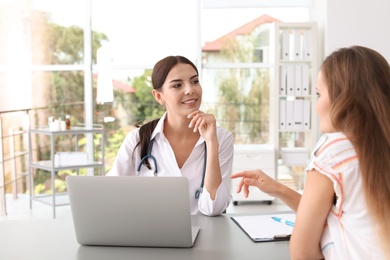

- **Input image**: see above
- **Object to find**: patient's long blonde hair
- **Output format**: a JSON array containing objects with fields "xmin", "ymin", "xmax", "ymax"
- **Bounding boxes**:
[{"xmin": 321, "ymin": 46, "xmax": 390, "ymax": 256}]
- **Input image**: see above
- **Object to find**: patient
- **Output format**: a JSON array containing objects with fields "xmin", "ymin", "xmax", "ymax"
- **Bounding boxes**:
[
  {"xmin": 107, "ymin": 55, "xmax": 234, "ymax": 216},
  {"xmin": 231, "ymin": 46, "xmax": 390, "ymax": 259}
]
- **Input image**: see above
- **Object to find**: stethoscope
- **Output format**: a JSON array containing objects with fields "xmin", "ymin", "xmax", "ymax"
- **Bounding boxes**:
[{"xmin": 137, "ymin": 138, "xmax": 207, "ymax": 200}]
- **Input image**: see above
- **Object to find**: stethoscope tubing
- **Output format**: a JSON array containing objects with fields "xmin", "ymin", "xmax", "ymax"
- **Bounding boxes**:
[{"xmin": 137, "ymin": 138, "xmax": 206, "ymax": 200}]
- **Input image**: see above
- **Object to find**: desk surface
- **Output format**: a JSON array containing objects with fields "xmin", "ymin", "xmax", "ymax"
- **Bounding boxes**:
[{"xmin": 2, "ymin": 214, "xmax": 290, "ymax": 260}]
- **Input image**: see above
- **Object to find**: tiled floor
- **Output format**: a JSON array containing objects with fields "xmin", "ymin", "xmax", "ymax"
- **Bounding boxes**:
[{"xmin": 0, "ymin": 193, "xmax": 292, "ymax": 221}]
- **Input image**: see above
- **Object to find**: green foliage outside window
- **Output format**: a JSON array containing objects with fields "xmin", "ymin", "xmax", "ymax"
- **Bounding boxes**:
[{"xmin": 130, "ymin": 70, "xmax": 165, "ymax": 124}]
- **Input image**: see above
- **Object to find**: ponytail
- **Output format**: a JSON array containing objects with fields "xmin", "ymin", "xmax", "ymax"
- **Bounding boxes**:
[{"xmin": 133, "ymin": 119, "xmax": 160, "ymax": 169}]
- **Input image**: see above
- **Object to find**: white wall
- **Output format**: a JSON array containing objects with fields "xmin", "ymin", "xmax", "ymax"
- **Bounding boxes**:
[{"xmin": 314, "ymin": 0, "xmax": 390, "ymax": 63}]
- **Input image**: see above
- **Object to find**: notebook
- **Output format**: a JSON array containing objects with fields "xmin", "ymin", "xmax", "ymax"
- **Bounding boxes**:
[{"xmin": 66, "ymin": 175, "xmax": 200, "ymax": 247}]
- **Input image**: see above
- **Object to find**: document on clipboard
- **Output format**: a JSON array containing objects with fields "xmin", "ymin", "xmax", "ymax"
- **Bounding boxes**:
[{"xmin": 231, "ymin": 213, "xmax": 296, "ymax": 242}]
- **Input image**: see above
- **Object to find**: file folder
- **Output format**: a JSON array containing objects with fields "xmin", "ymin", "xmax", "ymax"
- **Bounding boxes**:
[
  {"xmin": 286, "ymin": 65, "xmax": 295, "ymax": 96},
  {"xmin": 279, "ymin": 99, "xmax": 287, "ymax": 130},
  {"xmin": 303, "ymin": 100, "xmax": 311, "ymax": 130},
  {"xmin": 293, "ymin": 99, "xmax": 304, "ymax": 131},
  {"xmin": 286, "ymin": 100, "xmax": 294, "ymax": 130},
  {"xmin": 303, "ymin": 30, "xmax": 311, "ymax": 60},
  {"xmin": 280, "ymin": 65, "xmax": 287, "ymax": 95},
  {"xmin": 282, "ymin": 30, "xmax": 290, "ymax": 61},
  {"xmin": 294, "ymin": 64, "xmax": 302, "ymax": 96},
  {"xmin": 293, "ymin": 30, "xmax": 301, "ymax": 60},
  {"xmin": 302, "ymin": 64, "xmax": 310, "ymax": 96},
  {"xmin": 231, "ymin": 213, "xmax": 296, "ymax": 242}
]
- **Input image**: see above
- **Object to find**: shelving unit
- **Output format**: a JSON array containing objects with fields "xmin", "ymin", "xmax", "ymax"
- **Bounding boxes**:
[
  {"xmin": 270, "ymin": 22, "xmax": 318, "ymax": 188},
  {"xmin": 28, "ymin": 125, "xmax": 105, "ymax": 218}
]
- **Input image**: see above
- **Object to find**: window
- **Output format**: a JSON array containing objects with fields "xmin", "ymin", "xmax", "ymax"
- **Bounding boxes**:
[
  {"xmin": 201, "ymin": 5, "xmax": 309, "ymax": 144},
  {"xmin": 0, "ymin": 0, "xmax": 312, "ymax": 197}
]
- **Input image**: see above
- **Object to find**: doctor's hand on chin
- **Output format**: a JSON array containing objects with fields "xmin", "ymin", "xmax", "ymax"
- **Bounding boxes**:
[{"xmin": 187, "ymin": 110, "xmax": 218, "ymax": 143}]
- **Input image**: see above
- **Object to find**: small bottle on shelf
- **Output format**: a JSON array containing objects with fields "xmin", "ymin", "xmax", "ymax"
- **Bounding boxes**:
[{"xmin": 65, "ymin": 115, "xmax": 71, "ymax": 130}]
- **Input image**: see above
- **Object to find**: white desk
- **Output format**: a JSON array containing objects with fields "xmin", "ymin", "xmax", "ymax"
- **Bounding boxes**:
[{"xmin": 1, "ymin": 214, "xmax": 290, "ymax": 260}]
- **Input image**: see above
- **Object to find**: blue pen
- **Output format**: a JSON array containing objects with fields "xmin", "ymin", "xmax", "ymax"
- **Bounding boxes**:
[{"xmin": 272, "ymin": 216, "xmax": 295, "ymax": 227}]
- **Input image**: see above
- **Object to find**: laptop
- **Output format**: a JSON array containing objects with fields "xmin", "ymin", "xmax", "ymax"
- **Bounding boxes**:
[{"xmin": 66, "ymin": 175, "xmax": 200, "ymax": 247}]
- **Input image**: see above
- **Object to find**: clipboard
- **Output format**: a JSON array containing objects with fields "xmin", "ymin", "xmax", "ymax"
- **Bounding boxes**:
[{"xmin": 231, "ymin": 213, "xmax": 296, "ymax": 242}]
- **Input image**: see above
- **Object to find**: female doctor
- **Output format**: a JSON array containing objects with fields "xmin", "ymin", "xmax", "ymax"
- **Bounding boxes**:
[{"xmin": 107, "ymin": 55, "xmax": 234, "ymax": 216}]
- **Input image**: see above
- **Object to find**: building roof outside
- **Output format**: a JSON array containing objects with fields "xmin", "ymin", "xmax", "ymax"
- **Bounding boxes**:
[
  {"xmin": 92, "ymin": 73, "xmax": 135, "ymax": 93},
  {"xmin": 202, "ymin": 14, "xmax": 280, "ymax": 52}
]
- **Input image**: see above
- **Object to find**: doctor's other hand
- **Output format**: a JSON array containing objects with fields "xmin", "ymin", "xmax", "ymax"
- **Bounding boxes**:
[{"xmin": 230, "ymin": 169, "xmax": 281, "ymax": 198}]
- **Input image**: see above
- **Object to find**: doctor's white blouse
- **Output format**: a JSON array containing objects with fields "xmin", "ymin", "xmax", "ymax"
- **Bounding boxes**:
[{"xmin": 106, "ymin": 113, "xmax": 234, "ymax": 216}]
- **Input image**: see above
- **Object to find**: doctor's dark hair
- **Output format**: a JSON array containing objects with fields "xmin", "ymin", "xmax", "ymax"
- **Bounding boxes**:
[
  {"xmin": 321, "ymin": 45, "xmax": 390, "ymax": 255},
  {"xmin": 134, "ymin": 55, "xmax": 198, "ymax": 169}
]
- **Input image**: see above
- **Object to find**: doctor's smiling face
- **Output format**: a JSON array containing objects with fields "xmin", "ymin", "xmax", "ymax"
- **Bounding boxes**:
[{"xmin": 151, "ymin": 56, "xmax": 202, "ymax": 118}]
